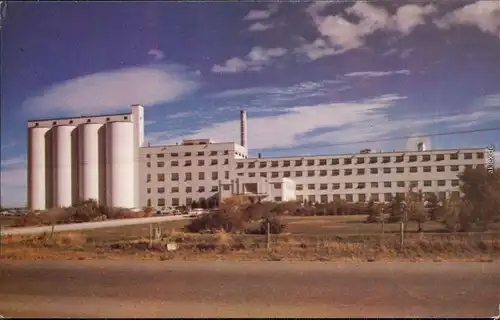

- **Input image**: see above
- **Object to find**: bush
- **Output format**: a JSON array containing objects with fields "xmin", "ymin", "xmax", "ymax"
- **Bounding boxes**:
[
  {"xmin": 185, "ymin": 210, "xmax": 246, "ymax": 233},
  {"xmin": 259, "ymin": 217, "xmax": 287, "ymax": 235}
]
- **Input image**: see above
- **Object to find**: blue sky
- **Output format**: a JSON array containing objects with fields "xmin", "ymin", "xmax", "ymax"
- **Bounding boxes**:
[{"xmin": 1, "ymin": 1, "xmax": 500, "ymax": 207}]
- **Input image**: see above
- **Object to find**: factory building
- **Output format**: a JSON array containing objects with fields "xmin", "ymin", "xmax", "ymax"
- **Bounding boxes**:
[{"xmin": 27, "ymin": 105, "xmax": 487, "ymax": 211}]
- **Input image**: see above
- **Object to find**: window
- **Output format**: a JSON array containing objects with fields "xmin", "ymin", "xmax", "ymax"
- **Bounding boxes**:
[
  {"xmin": 248, "ymin": 162, "xmax": 255, "ymax": 168},
  {"xmin": 225, "ymin": 171, "xmax": 229, "ymax": 179},
  {"xmin": 296, "ymin": 184, "xmax": 303, "ymax": 191},
  {"xmin": 384, "ymin": 168, "xmax": 392, "ymax": 174},
  {"xmin": 249, "ymin": 172, "xmax": 256, "ymax": 177},
  {"xmin": 186, "ymin": 186, "xmax": 192, "ymax": 193},
  {"xmin": 171, "ymin": 187, "xmax": 179, "ymax": 193},
  {"xmin": 171, "ymin": 161, "xmax": 178, "ymax": 167},
  {"xmin": 382, "ymin": 156, "xmax": 390, "ymax": 163},
  {"xmin": 358, "ymin": 194, "xmax": 366, "ymax": 202},
  {"xmin": 332, "ymin": 169, "xmax": 340, "ymax": 176},
  {"xmin": 331, "ymin": 158, "xmax": 340, "ymax": 165},
  {"xmin": 283, "ymin": 160, "xmax": 290, "ymax": 167},
  {"xmin": 260, "ymin": 161, "xmax": 267, "ymax": 168},
  {"xmin": 356, "ymin": 158, "xmax": 365, "ymax": 164},
  {"xmin": 332, "ymin": 183, "xmax": 340, "ymax": 190},
  {"xmin": 198, "ymin": 172, "xmax": 205, "ymax": 180},
  {"xmin": 423, "ymin": 166, "xmax": 431, "ymax": 173},
  {"xmin": 422, "ymin": 155, "xmax": 431, "ymax": 162},
  {"xmin": 423, "ymin": 180, "xmax": 432, "ymax": 187},
  {"xmin": 157, "ymin": 173, "xmax": 165, "ymax": 182},
  {"xmin": 211, "ymin": 186, "xmax": 218, "ymax": 192},
  {"xmin": 437, "ymin": 166, "xmax": 445, "ymax": 172},
  {"xmin": 157, "ymin": 198, "xmax": 166, "ymax": 207},
  {"xmin": 409, "ymin": 155, "xmax": 417, "ymax": 162},
  {"xmin": 307, "ymin": 170, "xmax": 315, "ymax": 177},
  {"xmin": 272, "ymin": 172, "xmax": 279, "ymax": 178},
  {"xmin": 345, "ymin": 169, "xmax": 352, "ymax": 176},
  {"xmin": 223, "ymin": 150, "xmax": 229, "ymax": 155},
  {"xmin": 308, "ymin": 184, "xmax": 315, "ymax": 190},
  {"xmin": 369, "ymin": 157, "xmax": 378, "ymax": 164},
  {"xmin": 396, "ymin": 156, "xmax": 404, "ymax": 162},
  {"xmin": 146, "ymin": 162, "xmax": 151, "ymax": 168},
  {"xmin": 437, "ymin": 180, "xmax": 446, "ymax": 187},
  {"xmin": 436, "ymin": 154, "xmax": 445, "ymax": 161},
  {"xmin": 197, "ymin": 151, "xmax": 204, "ymax": 156},
  {"xmin": 271, "ymin": 161, "xmax": 278, "ymax": 167},
  {"xmin": 157, "ymin": 153, "xmax": 165, "ymax": 158},
  {"xmin": 345, "ymin": 183, "xmax": 353, "ymax": 189},
  {"xmin": 451, "ymin": 180, "xmax": 459, "ymax": 187},
  {"xmin": 283, "ymin": 171, "xmax": 291, "ymax": 177},
  {"xmin": 410, "ymin": 181, "xmax": 418, "ymax": 188},
  {"xmin": 184, "ymin": 152, "xmax": 192, "ymax": 157},
  {"xmin": 438, "ymin": 192, "xmax": 446, "ymax": 200},
  {"xmin": 185, "ymin": 172, "xmax": 192, "ymax": 181},
  {"xmin": 333, "ymin": 194, "xmax": 341, "ymax": 201},
  {"xmin": 409, "ymin": 167, "xmax": 418, "ymax": 173},
  {"xmin": 198, "ymin": 186, "xmax": 205, "ymax": 192},
  {"xmin": 384, "ymin": 181, "xmax": 392, "ymax": 188},
  {"xmin": 397, "ymin": 181, "xmax": 405, "ymax": 188},
  {"xmin": 344, "ymin": 158, "xmax": 352, "ymax": 165},
  {"xmin": 237, "ymin": 163, "xmax": 244, "ymax": 169},
  {"xmin": 371, "ymin": 194, "xmax": 379, "ymax": 202},
  {"xmin": 186, "ymin": 198, "xmax": 193, "ymax": 206},
  {"xmin": 211, "ymin": 159, "xmax": 218, "ymax": 165},
  {"xmin": 237, "ymin": 172, "xmax": 244, "ymax": 177},
  {"xmin": 308, "ymin": 195, "xmax": 316, "ymax": 203},
  {"xmin": 146, "ymin": 174, "xmax": 151, "ymax": 182},
  {"xmin": 477, "ymin": 152, "xmax": 484, "ymax": 159},
  {"xmin": 147, "ymin": 199, "xmax": 152, "ymax": 206},
  {"xmin": 260, "ymin": 172, "xmax": 267, "ymax": 177},
  {"xmin": 296, "ymin": 195, "xmax": 304, "ymax": 202},
  {"xmin": 307, "ymin": 159, "xmax": 315, "ymax": 166},
  {"xmin": 212, "ymin": 172, "xmax": 218, "ymax": 180},
  {"xmin": 320, "ymin": 183, "xmax": 328, "ymax": 190},
  {"xmin": 210, "ymin": 151, "xmax": 217, "ymax": 156},
  {"xmin": 357, "ymin": 182, "xmax": 366, "ymax": 189},
  {"xmin": 465, "ymin": 164, "xmax": 473, "ymax": 170},
  {"xmin": 223, "ymin": 185, "xmax": 230, "ymax": 191},
  {"xmin": 371, "ymin": 182, "xmax": 378, "ymax": 188},
  {"xmin": 171, "ymin": 198, "xmax": 179, "ymax": 206},
  {"xmin": 320, "ymin": 170, "xmax": 327, "ymax": 176},
  {"xmin": 295, "ymin": 171, "xmax": 303, "ymax": 177},
  {"xmin": 320, "ymin": 195, "xmax": 328, "ymax": 203},
  {"xmin": 450, "ymin": 153, "xmax": 459, "ymax": 160},
  {"xmin": 170, "ymin": 153, "xmax": 178, "ymax": 157},
  {"xmin": 345, "ymin": 194, "xmax": 353, "ymax": 202},
  {"xmin": 147, "ymin": 188, "xmax": 151, "ymax": 194},
  {"xmin": 384, "ymin": 193, "xmax": 392, "ymax": 202},
  {"xmin": 157, "ymin": 161, "xmax": 165, "ymax": 168},
  {"xmin": 319, "ymin": 159, "xmax": 327, "ymax": 166},
  {"xmin": 274, "ymin": 196, "xmax": 282, "ymax": 202},
  {"xmin": 185, "ymin": 160, "xmax": 192, "ymax": 167},
  {"xmin": 357, "ymin": 169, "xmax": 365, "ymax": 175},
  {"xmin": 451, "ymin": 165, "xmax": 459, "ymax": 172},
  {"xmin": 370, "ymin": 168, "xmax": 378, "ymax": 174},
  {"xmin": 171, "ymin": 173, "xmax": 179, "ymax": 181},
  {"xmin": 295, "ymin": 160, "xmax": 303, "ymax": 166},
  {"xmin": 464, "ymin": 153, "xmax": 472, "ymax": 160},
  {"xmin": 146, "ymin": 154, "xmax": 151, "ymax": 159},
  {"xmin": 395, "ymin": 167, "xmax": 403, "ymax": 173},
  {"xmin": 198, "ymin": 160, "xmax": 205, "ymax": 166},
  {"xmin": 157, "ymin": 187, "xmax": 165, "ymax": 193}
]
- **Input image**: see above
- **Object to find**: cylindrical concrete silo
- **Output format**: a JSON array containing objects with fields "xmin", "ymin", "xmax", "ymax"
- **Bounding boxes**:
[
  {"xmin": 52, "ymin": 125, "xmax": 76, "ymax": 208},
  {"xmin": 27, "ymin": 127, "xmax": 50, "ymax": 211},
  {"xmin": 105, "ymin": 121, "xmax": 135, "ymax": 208},
  {"xmin": 78, "ymin": 123, "xmax": 103, "ymax": 203}
]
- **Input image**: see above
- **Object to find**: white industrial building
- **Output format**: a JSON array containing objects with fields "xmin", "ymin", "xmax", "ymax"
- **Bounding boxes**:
[{"xmin": 27, "ymin": 105, "xmax": 487, "ymax": 211}]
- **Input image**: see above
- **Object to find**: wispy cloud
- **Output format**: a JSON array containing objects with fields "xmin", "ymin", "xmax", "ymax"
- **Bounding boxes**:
[
  {"xmin": 1, "ymin": 155, "xmax": 28, "ymax": 207},
  {"xmin": 1, "ymin": 141, "xmax": 16, "ymax": 150},
  {"xmin": 243, "ymin": 4, "xmax": 279, "ymax": 21},
  {"xmin": 147, "ymin": 49, "xmax": 165, "ymax": 61},
  {"xmin": 23, "ymin": 64, "xmax": 199, "ymax": 115},
  {"xmin": 1, "ymin": 155, "xmax": 26, "ymax": 168},
  {"xmin": 344, "ymin": 69, "xmax": 411, "ymax": 78},
  {"xmin": 211, "ymin": 46, "xmax": 287, "ymax": 74},
  {"xmin": 144, "ymin": 120, "xmax": 156, "ymax": 126},
  {"xmin": 248, "ymin": 22, "xmax": 274, "ymax": 32},
  {"xmin": 168, "ymin": 111, "xmax": 194, "ymax": 119}
]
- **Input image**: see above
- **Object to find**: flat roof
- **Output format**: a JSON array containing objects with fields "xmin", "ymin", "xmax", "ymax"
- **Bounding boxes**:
[{"xmin": 27, "ymin": 112, "xmax": 131, "ymax": 123}]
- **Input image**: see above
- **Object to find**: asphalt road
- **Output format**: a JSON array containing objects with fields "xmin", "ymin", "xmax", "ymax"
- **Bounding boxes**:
[
  {"xmin": 2, "ymin": 215, "xmax": 190, "ymax": 236},
  {"xmin": 1, "ymin": 261, "xmax": 499, "ymax": 318}
]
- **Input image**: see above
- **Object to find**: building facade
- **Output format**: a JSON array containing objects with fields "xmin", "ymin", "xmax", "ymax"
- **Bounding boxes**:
[{"xmin": 27, "ymin": 105, "xmax": 487, "ymax": 211}]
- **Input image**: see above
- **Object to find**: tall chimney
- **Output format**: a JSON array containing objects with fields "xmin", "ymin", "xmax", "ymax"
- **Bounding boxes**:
[{"xmin": 240, "ymin": 110, "xmax": 247, "ymax": 149}]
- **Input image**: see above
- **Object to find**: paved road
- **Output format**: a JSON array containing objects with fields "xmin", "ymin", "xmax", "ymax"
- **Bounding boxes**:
[
  {"xmin": 1, "ymin": 261, "xmax": 499, "ymax": 318},
  {"xmin": 2, "ymin": 215, "xmax": 190, "ymax": 236}
]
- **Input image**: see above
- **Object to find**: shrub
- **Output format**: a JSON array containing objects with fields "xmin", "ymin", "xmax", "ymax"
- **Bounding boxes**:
[
  {"xmin": 259, "ymin": 217, "xmax": 287, "ymax": 235},
  {"xmin": 185, "ymin": 209, "xmax": 245, "ymax": 233}
]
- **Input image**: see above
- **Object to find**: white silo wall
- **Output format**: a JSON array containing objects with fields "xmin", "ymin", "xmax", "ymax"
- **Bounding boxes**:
[
  {"xmin": 105, "ymin": 121, "xmax": 135, "ymax": 208},
  {"xmin": 27, "ymin": 127, "xmax": 50, "ymax": 211},
  {"xmin": 78, "ymin": 123, "xmax": 103, "ymax": 203},
  {"xmin": 52, "ymin": 125, "xmax": 76, "ymax": 208}
]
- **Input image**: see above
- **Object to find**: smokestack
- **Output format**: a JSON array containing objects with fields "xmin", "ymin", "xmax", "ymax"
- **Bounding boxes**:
[{"xmin": 240, "ymin": 110, "xmax": 247, "ymax": 149}]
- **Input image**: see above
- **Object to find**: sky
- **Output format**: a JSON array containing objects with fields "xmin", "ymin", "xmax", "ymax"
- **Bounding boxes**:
[{"xmin": 1, "ymin": 1, "xmax": 500, "ymax": 207}]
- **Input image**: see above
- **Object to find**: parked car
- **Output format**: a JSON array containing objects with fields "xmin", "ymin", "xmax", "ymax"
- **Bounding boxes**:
[{"xmin": 188, "ymin": 208, "xmax": 206, "ymax": 218}]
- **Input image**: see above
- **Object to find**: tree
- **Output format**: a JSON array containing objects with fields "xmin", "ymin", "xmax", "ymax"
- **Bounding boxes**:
[
  {"xmin": 199, "ymin": 199, "xmax": 208, "ymax": 210},
  {"xmin": 405, "ymin": 188, "xmax": 427, "ymax": 232},
  {"xmin": 191, "ymin": 200, "xmax": 199, "ymax": 209},
  {"xmin": 388, "ymin": 193, "xmax": 405, "ymax": 223},
  {"xmin": 365, "ymin": 200, "xmax": 380, "ymax": 223},
  {"xmin": 425, "ymin": 193, "xmax": 440, "ymax": 221}
]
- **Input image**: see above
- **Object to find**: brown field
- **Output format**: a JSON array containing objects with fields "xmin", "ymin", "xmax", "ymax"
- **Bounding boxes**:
[
  {"xmin": 1, "ymin": 215, "xmax": 499, "ymax": 262},
  {"xmin": 0, "ymin": 215, "xmax": 18, "ymax": 228}
]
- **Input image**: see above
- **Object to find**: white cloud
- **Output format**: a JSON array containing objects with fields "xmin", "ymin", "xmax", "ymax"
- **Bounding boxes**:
[
  {"xmin": 344, "ymin": 69, "xmax": 411, "ymax": 78},
  {"xmin": 244, "ymin": 9, "xmax": 272, "ymax": 21},
  {"xmin": 23, "ymin": 65, "xmax": 199, "ymax": 115},
  {"xmin": 211, "ymin": 46, "xmax": 287, "ymax": 74},
  {"xmin": 0, "ymin": 155, "xmax": 28, "ymax": 207},
  {"xmin": 1, "ymin": 155, "xmax": 26, "ymax": 167},
  {"xmin": 147, "ymin": 49, "xmax": 165, "ymax": 61},
  {"xmin": 435, "ymin": 1, "xmax": 500, "ymax": 37},
  {"xmin": 144, "ymin": 120, "xmax": 156, "ymax": 126},
  {"xmin": 482, "ymin": 94, "xmax": 500, "ymax": 108},
  {"xmin": 168, "ymin": 111, "xmax": 194, "ymax": 119},
  {"xmin": 248, "ymin": 22, "xmax": 273, "ymax": 32},
  {"xmin": 1, "ymin": 142, "xmax": 16, "ymax": 150},
  {"xmin": 302, "ymin": 2, "xmax": 436, "ymax": 60}
]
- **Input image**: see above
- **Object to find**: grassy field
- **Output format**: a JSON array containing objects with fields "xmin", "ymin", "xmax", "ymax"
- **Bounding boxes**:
[{"xmin": 0, "ymin": 216, "xmax": 18, "ymax": 228}]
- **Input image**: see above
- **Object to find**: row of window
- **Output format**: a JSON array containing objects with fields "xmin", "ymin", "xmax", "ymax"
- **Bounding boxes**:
[
  {"xmin": 147, "ymin": 171, "xmax": 231, "ymax": 182},
  {"xmin": 236, "ymin": 164, "xmax": 481, "ymax": 179},
  {"xmin": 147, "ymin": 184, "xmax": 231, "ymax": 194},
  {"xmin": 147, "ymin": 158, "xmax": 230, "ymax": 168},
  {"xmin": 236, "ymin": 152, "xmax": 484, "ymax": 169},
  {"xmin": 147, "ymin": 150, "xmax": 230, "ymax": 158},
  {"xmin": 294, "ymin": 179, "xmax": 459, "ymax": 191}
]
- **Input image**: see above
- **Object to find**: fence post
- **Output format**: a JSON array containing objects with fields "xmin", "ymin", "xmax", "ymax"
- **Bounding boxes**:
[
  {"xmin": 149, "ymin": 224, "xmax": 153, "ymax": 249},
  {"xmin": 0, "ymin": 224, "xmax": 3, "ymax": 258},
  {"xmin": 266, "ymin": 220, "xmax": 271, "ymax": 251},
  {"xmin": 399, "ymin": 221, "xmax": 405, "ymax": 252}
]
